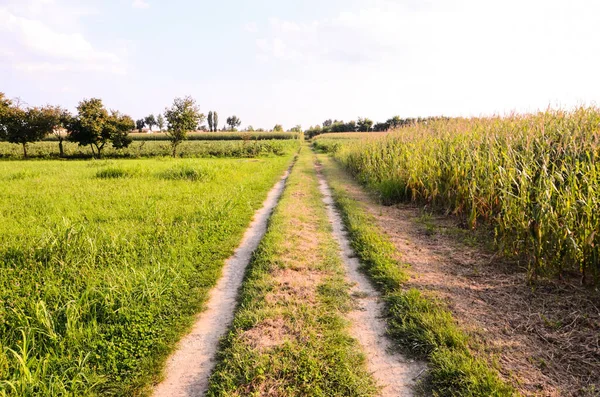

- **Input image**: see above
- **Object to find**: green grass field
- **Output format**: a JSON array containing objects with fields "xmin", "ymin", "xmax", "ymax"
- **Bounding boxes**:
[{"xmin": 0, "ymin": 155, "xmax": 294, "ymax": 396}]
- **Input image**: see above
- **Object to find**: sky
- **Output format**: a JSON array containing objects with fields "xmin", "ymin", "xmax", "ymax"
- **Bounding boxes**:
[{"xmin": 1, "ymin": 0, "xmax": 600, "ymax": 130}]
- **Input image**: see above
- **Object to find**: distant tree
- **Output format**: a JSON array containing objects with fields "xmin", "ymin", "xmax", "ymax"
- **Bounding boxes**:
[
  {"xmin": 196, "ymin": 113, "xmax": 207, "ymax": 130},
  {"xmin": 289, "ymin": 125, "xmax": 302, "ymax": 133},
  {"xmin": 207, "ymin": 111, "xmax": 214, "ymax": 132},
  {"xmin": 213, "ymin": 111, "xmax": 219, "ymax": 132},
  {"xmin": 0, "ymin": 93, "xmax": 13, "ymax": 139},
  {"xmin": 304, "ymin": 125, "xmax": 322, "ymax": 139},
  {"xmin": 67, "ymin": 98, "xmax": 134, "ymax": 158},
  {"xmin": 107, "ymin": 111, "xmax": 135, "ymax": 149},
  {"xmin": 357, "ymin": 117, "xmax": 374, "ymax": 132},
  {"xmin": 273, "ymin": 124, "xmax": 284, "ymax": 132},
  {"xmin": 226, "ymin": 115, "xmax": 242, "ymax": 131},
  {"xmin": 136, "ymin": 119, "xmax": 145, "ymax": 132},
  {"xmin": 246, "ymin": 125, "xmax": 254, "ymax": 132},
  {"xmin": 372, "ymin": 122, "xmax": 385, "ymax": 131},
  {"xmin": 144, "ymin": 114, "xmax": 157, "ymax": 131},
  {"xmin": 42, "ymin": 105, "xmax": 72, "ymax": 157},
  {"xmin": 198, "ymin": 125, "xmax": 208, "ymax": 132},
  {"xmin": 256, "ymin": 128, "xmax": 265, "ymax": 132},
  {"xmin": 387, "ymin": 116, "xmax": 403, "ymax": 129},
  {"xmin": 156, "ymin": 114, "xmax": 165, "ymax": 131},
  {"xmin": 163, "ymin": 96, "xmax": 203, "ymax": 157},
  {"xmin": 323, "ymin": 119, "xmax": 333, "ymax": 127},
  {"xmin": 1, "ymin": 106, "xmax": 56, "ymax": 158}
]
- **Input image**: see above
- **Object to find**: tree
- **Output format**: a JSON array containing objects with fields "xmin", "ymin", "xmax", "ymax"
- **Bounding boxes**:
[
  {"xmin": 323, "ymin": 119, "xmax": 333, "ymax": 127},
  {"xmin": 156, "ymin": 114, "xmax": 165, "ymax": 131},
  {"xmin": 373, "ymin": 122, "xmax": 388, "ymax": 132},
  {"xmin": 144, "ymin": 114, "xmax": 156, "ymax": 131},
  {"xmin": 107, "ymin": 111, "xmax": 135, "ymax": 149},
  {"xmin": 289, "ymin": 125, "xmax": 302, "ymax": 132},
  {"xmin": 163, "ymin": 96, "xmax": 203, "ymax": 157},
  {"xmin": 1, "ymin": 106, "xmax": 55, "ymax": 157},
  {"xmin": 246, "ymin": 125, "xmax": 254, "ymax": 132},
  {"xmin": 41, "ymin": 106, "xmax": 72, "ymax": 157},
  {"xmin": 273, "ymin": 124, "xmax": 283, "ymax": 132},
  {"xmin": 0, "ymin": 93, "xmax": 13, "ymax": 139},
  {"xmin": 136, "ymin": 119, "xmax": 145, "ymax": 132},
  {"xmin": 357, "ymin": 117, "xmax": 374, "ymax": 132},
  {"xmin": 207, "ymin": 111, "xmax": 214, "ymax": 132},
  {"xmin": 213, "ymin": 111, "xmax": 219, "ymax": 132},
  {"xmin": 226, "ymin": 115, "xmax": 241, "ymax": 131},
  {"xmin": 196, "ymin": 113, "xmax": 207, "ymax": 130},
  {"xmin": 67, "ymin": 98, "xmax": 134, "ymax": 158}
]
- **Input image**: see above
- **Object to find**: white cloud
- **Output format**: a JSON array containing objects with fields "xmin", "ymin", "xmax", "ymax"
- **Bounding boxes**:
[
  {"xmin": 250, "ymin": 0, "xmax": 600, "ymax": 119},
  {"xmin": 132, "ymin": 0, "xmax": 150, "ymax": 9},
  {"xmin": 243, "ymin": 22, "xmax": 258, "ymax": 33},
  {"xmin": 0, "ymin": 2, "xmax": 127, "ymax": 75}
]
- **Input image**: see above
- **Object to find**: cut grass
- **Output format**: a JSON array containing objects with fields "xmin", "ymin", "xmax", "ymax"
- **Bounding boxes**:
[
  {"xmin": 316, "ymin": 154, "xmax": 516, "ymax": 397},
  {"xmin": 207, "ymin": 146, "xmax": 377, "ymax": 396},
  {"xmin": 0, "ymin": 156, "xmax": 294, "ymax": 396}
]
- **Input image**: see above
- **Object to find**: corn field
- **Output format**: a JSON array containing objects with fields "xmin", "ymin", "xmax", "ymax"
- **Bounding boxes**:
[{"xmin": 334, "ymin": 108, "xmax": 600, "ymax": 284}]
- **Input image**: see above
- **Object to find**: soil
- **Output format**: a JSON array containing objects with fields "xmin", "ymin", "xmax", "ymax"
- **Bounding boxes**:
[
  {"xmin": 338, "ymin": 177, "xmax": 600, "ymax": 396},
  {"xmin": 152, "ymin": 167, "xmax": 291, "ymax": 397},
  {"xmin": 317, "ymin": 164, "xmax": 427, "ymax": 397}
]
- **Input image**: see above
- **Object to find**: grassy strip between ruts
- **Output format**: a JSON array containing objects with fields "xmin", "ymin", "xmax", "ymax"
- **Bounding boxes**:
[
  {"xmin": 316, "ymin": 154, "xmax": 516, "ymax": 397},
  {"xmin": 207, "ymin": 146, "xmax": 378, "ymax": 396}
]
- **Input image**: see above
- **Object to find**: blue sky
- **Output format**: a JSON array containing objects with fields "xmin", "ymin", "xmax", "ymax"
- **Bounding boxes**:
[{"xmin": 1, "ymin": 0, "xmax": 600, "ymax": 129}]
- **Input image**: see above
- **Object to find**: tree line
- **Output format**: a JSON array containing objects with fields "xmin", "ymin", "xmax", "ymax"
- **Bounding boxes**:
[
  {"xmin": 0, "ymin": 93, "xmax": 291, "ymax": 158},
  {"xmin": 304, "ymin": 116, "xmax": 450, "ymax": 138}
]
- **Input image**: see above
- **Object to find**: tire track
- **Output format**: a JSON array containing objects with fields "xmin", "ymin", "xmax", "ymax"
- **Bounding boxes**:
[
  {"xmin": 153, "ymin": 164, "xmax": 293, "ymax": 397},
  {"xmin": 315, "ymin": 160, "xmax": 426, "ymax": 397}
]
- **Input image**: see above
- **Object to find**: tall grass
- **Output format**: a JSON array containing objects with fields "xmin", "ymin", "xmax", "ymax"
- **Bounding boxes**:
[
  {"xmin": 0, "ymin": 156, "xmax": 293, "ymax": 395},
  {"xmin": 334, "ymin": 108, "xmax": 600, "ymax": 284}
]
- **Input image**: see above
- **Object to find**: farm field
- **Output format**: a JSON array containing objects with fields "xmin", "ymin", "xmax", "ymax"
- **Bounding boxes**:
[
  {"xmin": 312, "ymin": 111, "xmax": 600, "ymax": 396},
  {"xmin": 0, "ymin": 139, "xmax": 299, "ymax": 160},
  {"xmin": 0, "ymin": 154, "xmax": 295, "ymax": 396},
  {"xmin": 3, "ymin": 0, "xmax": 599, "ymax": 395}
]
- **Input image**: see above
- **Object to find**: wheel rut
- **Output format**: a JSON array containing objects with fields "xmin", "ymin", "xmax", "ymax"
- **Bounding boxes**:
[
  {"xmin": 315, "ymin": 160, "xmax": 426, "ymax": 397},
  {"xmin": 153, "ymin": 165, "xmax": 292, "ymax": 397}
]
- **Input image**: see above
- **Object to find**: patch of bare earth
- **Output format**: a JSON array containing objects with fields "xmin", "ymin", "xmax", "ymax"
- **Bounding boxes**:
[{"xmin": 340, "ymin": 181, "xmax": 600, "ymax": 397}]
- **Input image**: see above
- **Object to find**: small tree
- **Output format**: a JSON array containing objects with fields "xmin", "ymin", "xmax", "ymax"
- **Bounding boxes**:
[
  {"xmin": 0, "ymin": 93, "xmax": 13, "ymax": 139},
  {"xmin": 164, "ymin": 96, "xmax": 203, "ymax": 157},
  {"xmin": 67, "ymin": 98, "xmax": 134, "ymax": 158},
  {"xmin": 246, "ymin": 125, "xmax": 254, "ymax": 132},
  {"xmin": 207, "ymin": 111, "xmax": 214, "ymax": 132},
  {"xmin": 2, "ymin": 106, "xmax": 55, "ymax": 157},
  {"xmin": 107, "ymin": 111, "xmax": 135, "ymax": 149},
  {"xmin": 156, "ymin": 114, "xmax": 165, "ymax": 131},
  {"xmin": 213, "ymin": 111, "xmax": 219, "ymax": 132},
  {"xmin": 273, "ymin": 124, "xmax": 283, "ymax": 132},
  {"xmin": 226, "ymin": 115, "xmax": 241, "ymax": 131},
  {"xmin": 136, "ymin": 119, "xmax": 145, "ymax": 132},
  {"xmin": 42, "ymin": 105, "xmax": 72, "ymax": 157},
  {"xmin": 289, "ymin": 125, "xmax": 302, "ymax": 133},
  {"xmin": 357, "ymin": 117, "xmax": 373, "ymax": 132},
  {"xmin": 144, "ymin": 114, "xmax": 156, "ymax": 132}
]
